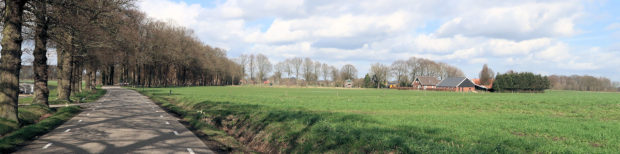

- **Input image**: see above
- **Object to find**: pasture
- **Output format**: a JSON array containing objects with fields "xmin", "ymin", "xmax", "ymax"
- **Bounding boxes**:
[{"xmin": 138, "ymin": 86, "xmax": 620, "ymax": 153}]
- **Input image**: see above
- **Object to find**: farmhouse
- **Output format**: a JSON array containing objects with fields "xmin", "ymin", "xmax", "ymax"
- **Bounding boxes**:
[
  {"xmin": 436, "ymin": 77, "xmax": 476, "ymax": 92},
  {"xmin": 412, "ymin": 76, "xmax": 440, "ymax": 90}
]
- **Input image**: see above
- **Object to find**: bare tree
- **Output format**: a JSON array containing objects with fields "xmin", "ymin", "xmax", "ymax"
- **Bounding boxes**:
[
  {"xmin": 479, "ymin": 64, "xmax": 494, "ymax": 85},
  {"xmin": 290, "ymin": 57, "xmax": 302, "ymax": 84},
  {"xmin": 248, "ymin": 54, "xmax": 255, "ymax": 83},
  {"xmin": 302, "ymin": 57, "xmax": 314, "ymax": 84},
  {"xmin": 340, "ymin": 64, "xmax": 357, "ymax": 80},
  {"xmin": 273, "ymin": 61, "xmax": 285, "ymax": 84},
  {"xmin": 237, "ymin": 54, "xmax": 249, "ymax": 80},
  {"xmin": 330, "ymin": 66, "xmax": 340, "ymax": 86},
  {"xmin": 391, "ymin": 60, "xmax": 408, "ymax": 85},
  {"xmin": 255, "ymin": 53, "xmax": 272, "ymax": 82},
  {"xmin": 314, "ymin": 61, "xmax": 322, "ymax": 85},
  {"xmin": 370, "ymin": 63, "xmax": 389, "ymax": 89},
  {"xmin": 321, "ymin": 63, "xmax": 331, "ymax": 85}
]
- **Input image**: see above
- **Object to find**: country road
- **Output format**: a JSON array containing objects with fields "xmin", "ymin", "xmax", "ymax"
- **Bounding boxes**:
[{"xmin": 15, "ymin": 87, "xmax": 214, "ymax": 154}]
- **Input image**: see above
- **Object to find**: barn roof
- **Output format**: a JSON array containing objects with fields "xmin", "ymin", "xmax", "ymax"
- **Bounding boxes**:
[
  {"xmin": 436, "ymin": 77, "xmax": 475, "ymax": 87},
  {"xmin": 414, "ymin": 76, "xmax": 440, "ymax": 86}
]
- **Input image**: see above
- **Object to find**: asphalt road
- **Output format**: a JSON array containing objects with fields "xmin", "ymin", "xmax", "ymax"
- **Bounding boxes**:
[{"xmin": 15, "ymin": 86, "xmax": 214, "ymax": 154}]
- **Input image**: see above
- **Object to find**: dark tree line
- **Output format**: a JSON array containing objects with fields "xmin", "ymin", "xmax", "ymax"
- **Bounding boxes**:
[
  {"xmin": 0, "ymin": 0, "xmax": 240, "ymax": 125},
  {"xmin": 492, "ymin": 71, "xmax": 551, "ymax": 92},
  {"xmin": 548, "ymin": 75, "xmax": 617, "ymax": 92}
]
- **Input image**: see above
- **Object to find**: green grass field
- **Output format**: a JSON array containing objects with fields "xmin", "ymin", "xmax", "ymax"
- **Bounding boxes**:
[
  {"xmin": 18, "ymin": 81, "xmax": 104, "ymax": 105},
  {"xmin": 138, "ymin": 86, "xmax": 620, "ymax": 153}
]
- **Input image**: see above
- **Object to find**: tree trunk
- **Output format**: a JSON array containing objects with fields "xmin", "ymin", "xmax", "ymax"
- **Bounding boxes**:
[
  {"xmin": 70, "ymin": 60, "xmax": 80, "ymax": 95},
  {"xmin": 90, "ymin": 68, "xmax": 96, "ymax": 90},
  {"xmin": 32, "ymin": 0, "xmax": 49, "ymax": 107},
  {"xmin": 85, "ymin": 67, "xmax": 92, "ymax": 92},
  {"xmin": 0, "ymin": 0, "xmax": 26, "ymax": 123},
  {"xmin": 57, "ymin": 45, "xmax": 73, "ymax": 102}
]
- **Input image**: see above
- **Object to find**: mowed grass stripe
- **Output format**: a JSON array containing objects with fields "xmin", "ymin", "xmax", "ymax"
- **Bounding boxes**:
[{"xmin": 139, "ymin": 86, "xmax": 620, "ymax": 153}]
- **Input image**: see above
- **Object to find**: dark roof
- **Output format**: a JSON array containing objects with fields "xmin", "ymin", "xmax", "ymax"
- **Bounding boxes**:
[
  {"xmin": 436, "ymin": 77, "xmax": 475, "ymax": 87},
  {"xmin": 414, "ymin": 76, "xmax": 440, "ymax": 86}
]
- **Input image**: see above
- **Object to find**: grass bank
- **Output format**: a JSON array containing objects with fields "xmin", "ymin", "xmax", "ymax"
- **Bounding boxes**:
[
  {"xmin": 144, "ymin": 93, "xmax": 253, "ymax": 153},
  {"xmin": 137, "ymin": 86, "xmax": 620, "ymax": 153}
]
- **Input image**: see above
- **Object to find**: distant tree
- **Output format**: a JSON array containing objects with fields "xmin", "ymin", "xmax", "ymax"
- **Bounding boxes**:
[
  {"xmin": 321, "ymin": 63, "xmax": 331, "ymax": 85},
  {"xmin": 548, "ymin": 75, "xmax": 617, "ymax": 91},
  {"xmin": 273, "ymin": 61, "xmax": 286, "ymax": 84},
  {"xmin": 314, "ymin": 62, "xmax": 322, "ymax": 85},
  {"xmin": 248, "ymin": 54, "xmax": 256, "ymax": 82},
  {"xmin": 302, "ymin": 57, "xmax": 314, "ymax": 85},
  {"xmin": 492, "ymin": 71, "xmax": 550, "ymax": 92},
  {"xmin": 391, "ymin": 60, "xmax": 409, "ymax": 86},
  {"xmin": 330, "ymin": 66, "xmax": 340, "ymax": 87},
  {"xmin": 479, "ymin": 64, "xmax": 494, "ymax": 85},
  {"xmin": 290, "ymin": 57, "xmax": 303, "ymax": 84},
  {"xmin": 370, "ymin": 63, "xmax": 389, "ymax": 89},
  {"xmin": 363, "ymin": 74, "xmax": 373, "ymax": 88},
  {"xmin": 340, "ymin": 64, "xmax": 357, "ymax": 80},
  {"xmin": 406, "ymin": 56, "xmax": 463, "ymax": 81},
  {"xmin": 255, "ymin": 54, "xmax": 272, "ymax": 82},
  {"xmin": 237, "ymin": 54, "xmax": 249, "ymax": 80}
]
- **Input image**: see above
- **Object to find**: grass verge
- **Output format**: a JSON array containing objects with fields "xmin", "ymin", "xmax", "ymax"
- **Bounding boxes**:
[{"xmin": 142, "ymin": 93, "xmax": 253, "ymax": 153}]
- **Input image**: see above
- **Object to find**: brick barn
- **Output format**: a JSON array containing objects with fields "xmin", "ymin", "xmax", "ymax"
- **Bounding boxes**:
[
  {"xmin": 412, "ymin": 76, "xmax": 440, "ymax": 90},
  {"xmin": 436, "ymin": 77, "xmax": 476, "ymax": 92}
]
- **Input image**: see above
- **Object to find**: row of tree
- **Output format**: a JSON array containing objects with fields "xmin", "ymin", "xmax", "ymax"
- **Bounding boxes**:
[
  {"xmin": 236, "ymin": 55, "xmax": 358, "ymax": 86},
  {"xmin": 492, "ymin": 71, "xmax": 551, "ymax": 92},
  {"xmin": 234, "ymin": 55, "xmax": 465, "ymax": 88},
  {"xmin": 0, "ymin": 0, "xmax": 240, "ymax": 125},
  {"xmin": 389, "ymin": 57, "xmax": 465, "ymax": 86},
  {"xmin": 548, "ymin": 75, "xmax": 618, "ymax": 92}
]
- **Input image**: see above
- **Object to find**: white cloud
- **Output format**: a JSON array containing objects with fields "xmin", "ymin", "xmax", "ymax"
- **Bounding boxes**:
[
  {"xmin": 485, "ymin": 38, "xmax": 552, "ymax": 56},
  {"xmin": 437, "ymin": 1, "xmax": 581, "ymax": 40},
  {"xmin": 138, "ymin": 0, "xmax": 203, "ymax": 27},
  {"xmin": 136, "ymin": 0, "xmax": 620, "ymax": 80}
]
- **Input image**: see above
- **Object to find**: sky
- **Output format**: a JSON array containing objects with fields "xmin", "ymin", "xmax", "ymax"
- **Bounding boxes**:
[{"xmin": 136, "ymin": 0, "xmax": 617, "ymax": 80}]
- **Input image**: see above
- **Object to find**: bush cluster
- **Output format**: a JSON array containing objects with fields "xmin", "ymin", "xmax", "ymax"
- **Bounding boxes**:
[{"xmin": 492, "ymin": 72, "xmax": 550, "ymax": 92}]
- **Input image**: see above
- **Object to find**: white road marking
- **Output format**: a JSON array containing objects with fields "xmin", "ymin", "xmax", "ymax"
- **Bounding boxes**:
[
  {"xmin": 42, "ymin": 143, "xmax": 52, "ymax": 149},
  {"xmin": 187, "ymin": 148, "xmax": 195, "ymax": 154},
  {"xmin": 173, "ymin": 131, "xmax": 179, "ymax": 135},
  {"xmin": 78, "ymin": 119, "xmax": 82, "ymax": 123},
  {"xmin": 165, "ymin": 121, "xmax": 170, "ymax": 125},
  {"xmin": 64, "ymin": 129, "xmax": 71, "ymax": 132}
]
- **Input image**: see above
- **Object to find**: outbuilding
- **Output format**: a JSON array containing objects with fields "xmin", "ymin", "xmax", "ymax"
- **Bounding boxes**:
[
  {"xmin": 412, "ymin": 76, "xmax": 440, "ymax": 90},
  {"xmin": 436, "ymin": 77, "xmax": 476, "ymax": 92}
]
